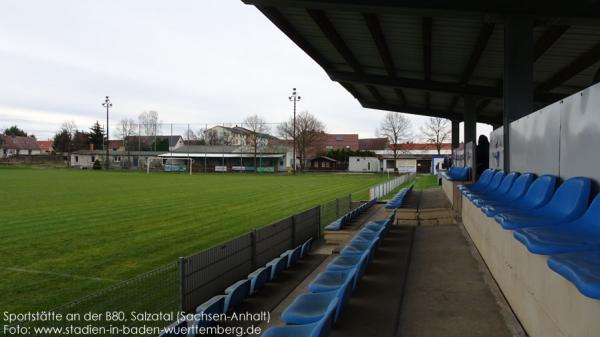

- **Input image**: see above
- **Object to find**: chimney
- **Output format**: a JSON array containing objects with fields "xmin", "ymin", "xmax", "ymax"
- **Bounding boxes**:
[{"xmin": 89, "ymin": 143, "xmax": 94, "ymax": 151}]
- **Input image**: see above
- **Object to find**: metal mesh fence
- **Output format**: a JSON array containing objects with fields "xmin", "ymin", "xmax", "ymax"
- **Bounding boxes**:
[
  {"xmin": 319, "ymin": 194, "xmax": 352, "ymax": 229},
  {"xmin": 7, "ymin": 263, "xmax": 179, "ymax": 337}
]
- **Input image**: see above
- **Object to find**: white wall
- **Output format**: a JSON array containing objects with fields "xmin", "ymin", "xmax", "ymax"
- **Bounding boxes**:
[{"xmin": 348, "ymin": 156, "xmax": 379, "ymax": 172}]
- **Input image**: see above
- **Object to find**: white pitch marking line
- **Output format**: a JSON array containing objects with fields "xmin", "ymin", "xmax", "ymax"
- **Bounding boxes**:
[{"xmin": 2, "ymin": 267, "xmax": 120, "ymax": 282}]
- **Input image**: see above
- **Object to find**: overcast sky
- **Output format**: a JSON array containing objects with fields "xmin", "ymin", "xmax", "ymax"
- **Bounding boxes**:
[{"xmin": 0, "ymin": 0, "xmax": 490, "ymax": 141}]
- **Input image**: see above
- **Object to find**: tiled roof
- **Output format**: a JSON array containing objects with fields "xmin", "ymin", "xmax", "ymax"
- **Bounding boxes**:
[
  {"xmin": 1, "ymin": 135, "xmax": 41, "ymax": 151},
  {"xmin": 359, "ymin": 138, "xmax": 388, "ymax": 151}
]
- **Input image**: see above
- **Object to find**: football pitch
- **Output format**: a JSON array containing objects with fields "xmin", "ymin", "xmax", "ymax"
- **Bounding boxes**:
[{"xmin": 0, "ymin": 168, "xmax": 389, "ymax": 313}]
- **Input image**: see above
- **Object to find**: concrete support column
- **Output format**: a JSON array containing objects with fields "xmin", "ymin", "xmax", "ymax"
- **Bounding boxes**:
[
  {"xmin": 503, "ymin": 16, "xmax": 533, "ymax": 171},
  {"xmin": 463, "ymin": 95, "xmax": 477, "ymax": 145},
  {"xmin": 451, "ymin": 120, "xmax": 460, "ymax": 149}
]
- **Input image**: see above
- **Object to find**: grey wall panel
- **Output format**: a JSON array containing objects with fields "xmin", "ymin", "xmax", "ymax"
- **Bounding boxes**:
[
  {"xmin": 559, "ymin": 83, "xmax": 600, "ymax": 189},
  {"xmin": 489, "ymin": 127, "xmax": 504, "ymax": 170},
  {"xmin": 509, "ymin": 102, "xmax": 561, "ymax": 175}
]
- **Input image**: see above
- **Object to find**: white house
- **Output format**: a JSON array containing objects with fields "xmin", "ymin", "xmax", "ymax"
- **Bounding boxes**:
[
  {"xmin": 0, "ymin": 135, "xmax": 41, "ymax": 158},
  {"xmin": 348, "ymin": 156, "xmax": 380, "ymax": 172},
  {"xmin": 204, "ymin": 126, "xmax": 278, "ymax": 147}
]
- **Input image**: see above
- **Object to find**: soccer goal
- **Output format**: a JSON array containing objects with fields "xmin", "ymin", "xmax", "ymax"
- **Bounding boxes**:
[{"xmin": 146, "ymin": 157, "xmax": 193, "ymax": 175}]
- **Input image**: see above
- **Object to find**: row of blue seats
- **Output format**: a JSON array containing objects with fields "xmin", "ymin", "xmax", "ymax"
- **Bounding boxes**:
[
  {"xmin": 262, "ymin": 211, "xmax": 397, "ymax": 337},
  {"xmin": 460, "ymin": 169, "xmax": 600, "ymax": 299},
  {"xmin": 159, "ymin": 238, "xmax": 314, "ymax": 337},
  {"xmin": 442, "ymin": 166, "xmax": 471, "ymax": 181},
  {"xmin": 324, "ymin": 198, "xmax": 378, "ymax": 231},
  {"xmin": 384, "ymin": 185, "xmax": 414, "ymax": 209}
]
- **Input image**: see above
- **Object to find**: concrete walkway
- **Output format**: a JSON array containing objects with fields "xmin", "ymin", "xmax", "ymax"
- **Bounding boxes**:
[
  {"xmin": 254, "ymin": 189, "xmax": 522, "ymax": 337},
  {"xmin": 396, "ymin": 225, "xmax": 516, "ymax": 337}
]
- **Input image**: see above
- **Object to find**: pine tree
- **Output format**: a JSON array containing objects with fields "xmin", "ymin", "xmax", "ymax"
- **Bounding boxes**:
[{"xmin": 89, "ymin": 121, "xmax": 105, "ymax": 150}]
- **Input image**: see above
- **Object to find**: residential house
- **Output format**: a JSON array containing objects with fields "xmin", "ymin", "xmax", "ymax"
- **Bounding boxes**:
[
  {"xmin": 36, "ymin": 140, "xmax": 55, "ymax": 154},
  {"xmin": 1, "ymin": 135, "xmax": 41, "ymax": 158},
  {"xmin": 204, "ymin": 125, "xmax": 279, "ymax": 147},
  {"xmin": 123, "ymin": 135, "xmax": 184, "ymax": 151}
]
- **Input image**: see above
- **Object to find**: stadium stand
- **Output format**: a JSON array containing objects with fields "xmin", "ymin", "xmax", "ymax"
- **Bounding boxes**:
[
  {"xmin": 479, "ymin": 175, "xmax": 557, "ymax": 217},
  {"xmin": 441, "ymin": 166, "xmax": 471, "ymax": 181},
  {"xmin": 158, "ymin": 236, "xmax": 317, "ymax": 336},
  {"xmin": 384, "ymin": 186, "xmax": 414, "ymax": 209},
  {"xmin": 324, "ymin": 198, "xmax": 378, "ymax": 231},
  {"xmin": 260, "ymin": 211, "xmax": 396, "ymax": 336},
  {"xmin": 459, "ymin": 170, "xmax": 600, "ymax": 301}
]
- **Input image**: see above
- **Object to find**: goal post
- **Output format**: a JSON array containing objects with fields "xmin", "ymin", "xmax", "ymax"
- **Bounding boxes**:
[{"xmin": 146, "ymin": 157, "xmax": 193, "ymax": 175}]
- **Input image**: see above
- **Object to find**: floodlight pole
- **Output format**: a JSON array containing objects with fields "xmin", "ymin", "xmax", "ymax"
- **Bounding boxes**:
[
  {"xmin": 102, "ymin": 96, "xmax": 112, "ymax": 170},
  {"xmin": 289, "ymin": 88, "xmax": 301, "ymax": 175}
]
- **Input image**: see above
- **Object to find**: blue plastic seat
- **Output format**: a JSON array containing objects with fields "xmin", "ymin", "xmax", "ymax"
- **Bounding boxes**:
[
  {"xmin": 159, "ymin": 319, "xmax": 188, "ymax": 337},
  {"xmin": 446, "ymin": 166, "xmax": 471, "ymax": 181},
  {"xmin": 513, "ymin": 194, "xmax": 600, "ymax": 255},
  {"xmin": 495, "ymin": 177, "xmax": 591, "ymax": 230},
  {"xmin": 471, "ymin": 172, "xmax": 519, "ymax": 207},
  {"xmin": 481, "ymin": 175, "xmax": 557, "ymax": 217},
  {"xmin": 224, "ymin": 279, "xmax": 251, "ymax": 312},
  {"xmin": 301, "ymin": 238, "xmax": 313, "ymax": 258},
  {"xmin": 340, "ymin": 240, "xmax": 377, "ymax": 256},
  {"xmin": 282, "ymin": 268, "xmax": 353, "ymax": 325},
  {"xmin": 261, "ymin": 297, "xmax": 338, "ymax": 337},
  {"xmin": 191, "ymin": 295, "xmax": 225, "ymax": 330},
  {"xmin": 309, "ymin": 269, "xmax": 357, "ymax": 292},
  {"xmin": 195, "ymin": 295, "xmax": 225, "ymax": 315},
  {"xmin": 266, "ymin": 256, "xmax": 287, "ymax": 280},
  {"xmin": 281, "ymin": 245, "xmax": 302, "ymax": 268},
  {"xmin": 472, "ymin": 173, "xmax": 534, "ymax": 209},
  {"xmin": 247, "ymin": 265, "xmax": 272, "ymax": 295},
  {"xmin": 548, "ymin": 250, "xmax": 600, "ymax": 299},
  {"xmin": 464, "ymin": 171, "xmax": 505, "ymax": 200},
  {"xmin": 459, "ymin": 169, "xmax": 495, "ymax": 193}
]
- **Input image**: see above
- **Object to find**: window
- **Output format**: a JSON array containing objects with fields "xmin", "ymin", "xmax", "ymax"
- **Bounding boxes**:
[
  {"xmin": 75, "ymin": 156, "xmax": 79, "ymax": 163},
  {"xmin": 356, "ymin": 158, "xmax": 360, "ymax": 162},
  {"xmin": 113, "ymin": 156, "xmax": 121, "ymax": 163},
  {"xmin": 326, "ymin": 145, "xmax": 333, "ymax": 150},
  {"xmin": 91, "ymin": 156, "xmax": 95, "ymax": 162},
  {"xmin": 335, "ymin": 135, "xmax": 344, "ymax": 141}
]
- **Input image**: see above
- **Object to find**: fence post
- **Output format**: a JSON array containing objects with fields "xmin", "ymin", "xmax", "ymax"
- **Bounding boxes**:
[
  {"xmin": 250, "ymin": 230, "xmax": 257, "ymax": 270},
  {"xmin": 178, "ymin": 257, "xmax": 187, "ymax": 312},
  {"xmin": 316, "ymin": 205, "xmax": 322, "ymax": 239},
  {"xmin": 291, "ymin": 215, "xmax": 297, "ymax": 248}
]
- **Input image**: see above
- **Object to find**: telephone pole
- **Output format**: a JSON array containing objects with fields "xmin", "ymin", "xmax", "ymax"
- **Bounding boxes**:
[
  {"xmin": 102, "ymin": 96, "xmax": 112, "ymax": 170},
  {"xmin": 288, "ymin": 88, "xmax": 301, "ymax": 175}
]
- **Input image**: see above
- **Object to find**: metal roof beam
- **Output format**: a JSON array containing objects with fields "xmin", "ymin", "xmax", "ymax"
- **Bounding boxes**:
[
  {"xmin": 535, "ymin": 42, "xmax": 600, "ymax": 93},
  {"xmin": 364, "ymin": 12, "xmax": 406, "ymax": 105},
  {"xmin": 307, "ymin": 9, "xmax": 362, "ymax": 72},
  {"xmin": 448, "ymin": 22, "xmax": 495, "ymax": 112},
  {"xmin": 243, "ymin": 0, "xmax": 600, "ymax": 23},
  {"xmin": 329, "ymin": 70, "xmax": 565, "ymax": 102},
  {"xmin": 308, "ymin": 9, "xmax": 385, "ymax": 102},
  {"xmin": 360, "ymin": 101, "xmax": 502, "ymax": 125},
  {"xmin": 533, "ymin": 25, "xmax": 570, "ymax": 62},
  {"xmin": 422, "ymin": 17, "xmax": 432, "ymax": 110}
]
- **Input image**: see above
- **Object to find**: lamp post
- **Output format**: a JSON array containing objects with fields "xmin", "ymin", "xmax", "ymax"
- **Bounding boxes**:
[
  {"xmin": 288, "ymin": 88, "xmax": 301, "ymax": 175},
  {"xmin": 102, "ymin": 96, "xmax": 112, "ymax": 170}
]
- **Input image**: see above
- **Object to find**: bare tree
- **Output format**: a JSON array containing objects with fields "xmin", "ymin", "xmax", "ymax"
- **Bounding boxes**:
[
  {"xmin": 60, "ymin": 121, "xmax": 77, "ymax": 167},
  {"xmin": 138, "ymin": 111, "xmax": 162, "ymax": 151},
  {"xmin": 376, "ymin": 112, "xmax": 412, "ymax": 169},
  {"xmin": 243, "ymin": 115, "xmax": 270, "ymax": 169},
  {"xmin": 420, "ymin": 117, "xmax": 451, "ymax": 155},
  {"xmin": 116, "ymin": 118, "xmax": 136, "ymax": 167},
  {"xmin": 278, "ymin": 110, "xmax": 325, "ymax": 170}
]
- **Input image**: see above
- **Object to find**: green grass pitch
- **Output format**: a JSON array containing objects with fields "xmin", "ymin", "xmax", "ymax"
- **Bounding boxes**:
[{"xmin": 0, "ymin": 168, "xmax": 388, "ymax": 313}]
